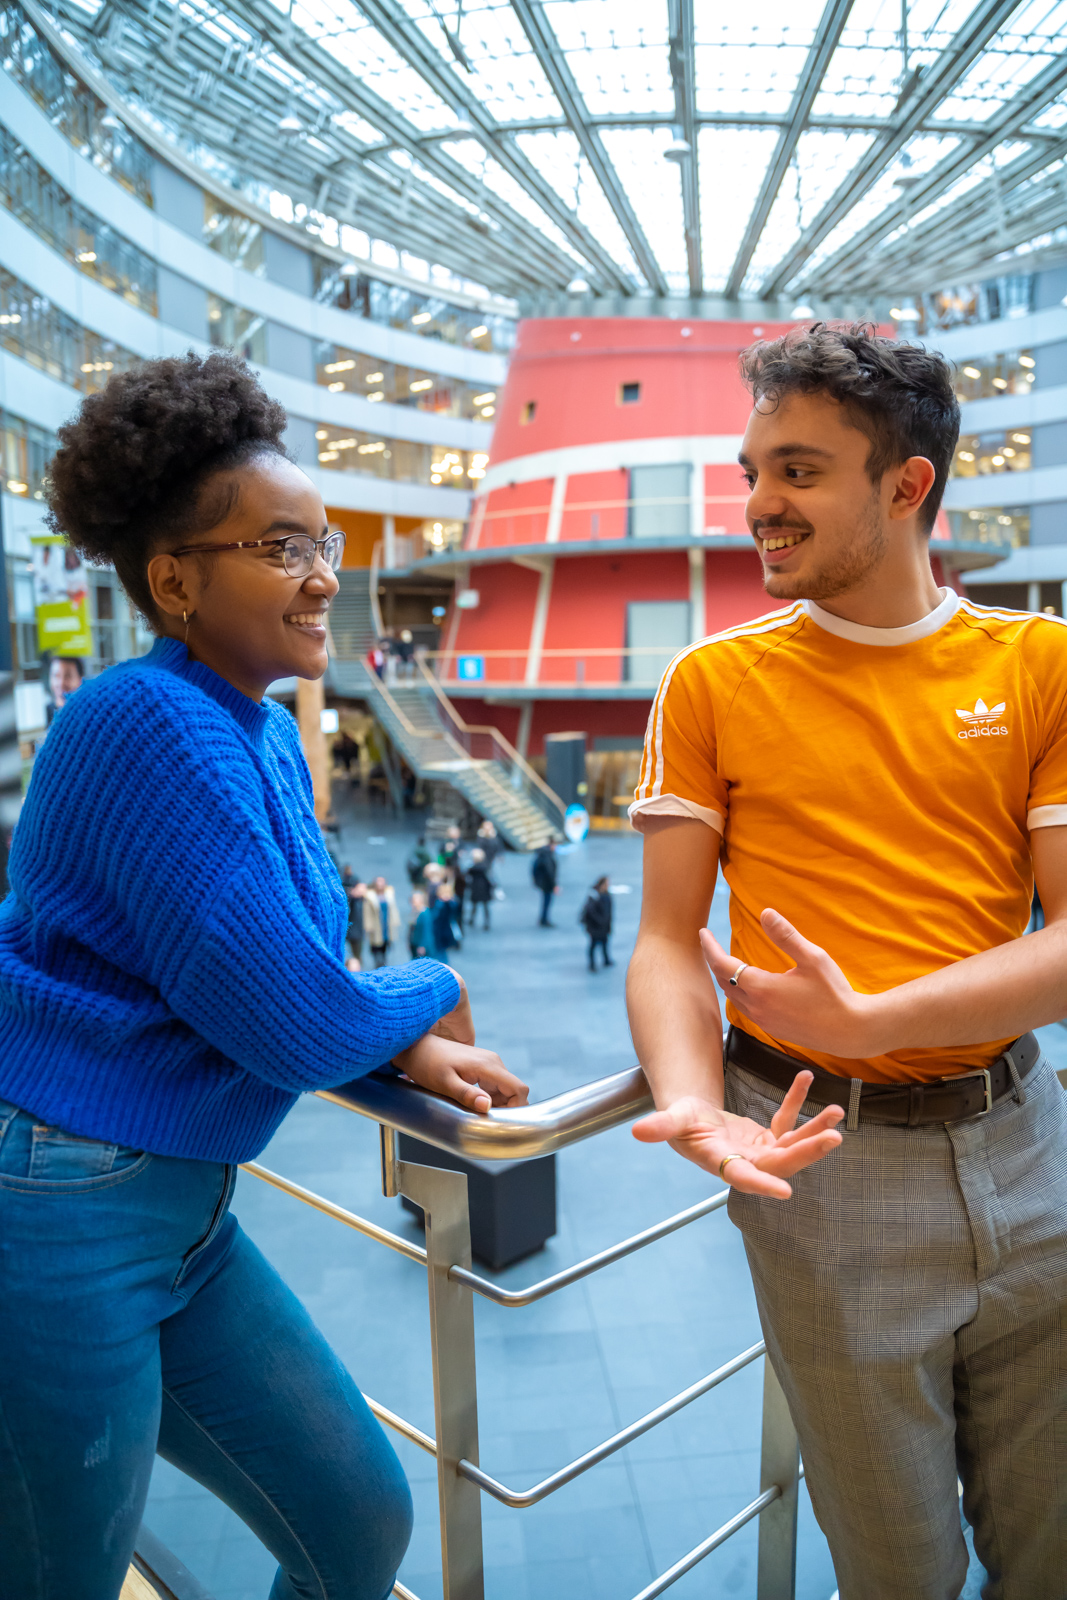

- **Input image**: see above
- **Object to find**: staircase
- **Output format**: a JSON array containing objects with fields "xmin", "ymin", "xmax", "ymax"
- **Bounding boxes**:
[{"xmin": 327, "ymin": 570, "xmax": 564, "ymax": 851}]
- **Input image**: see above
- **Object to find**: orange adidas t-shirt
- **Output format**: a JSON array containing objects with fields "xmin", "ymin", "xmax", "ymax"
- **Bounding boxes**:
[{"xmin": 630, "ymin": 590, "xmax": 1067, "ymax": 1082}]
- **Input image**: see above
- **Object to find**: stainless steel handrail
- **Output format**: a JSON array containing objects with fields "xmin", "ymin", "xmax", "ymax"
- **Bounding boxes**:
[
  {"xmin": 457, "ymin": 1341, "xmax": 766, "ymax": 1508},
  {"xmin": 317, "ymin": 1065, "xmax": 652, "ymax": 1162},
  {"xmin": 450, "ymin": 1189, "xmax": 729, "ymax": 1307},
  {"xmin": 241, "ymin": 1065, "xmax": 801, "ymax": 1600}
]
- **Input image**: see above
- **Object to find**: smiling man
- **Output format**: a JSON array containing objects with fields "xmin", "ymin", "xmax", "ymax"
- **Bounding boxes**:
[{"xmin": 626, "ymin": 324, "xmax": 1067, "ymax": 1600}]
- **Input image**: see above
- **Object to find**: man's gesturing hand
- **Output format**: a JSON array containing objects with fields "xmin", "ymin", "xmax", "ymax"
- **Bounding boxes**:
[
  {"xmin": 632, "ymin": 1069, "xmax": 843, "ymax": 1199},
  {"xmin": 701, "ymin": 910, "xmax": 883, "ymax": 1058}
]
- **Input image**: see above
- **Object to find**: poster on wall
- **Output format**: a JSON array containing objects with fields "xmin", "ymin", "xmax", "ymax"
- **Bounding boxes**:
[{"xmin": 31, "ymin": 535, "xmax": 93, "ymax": 658}]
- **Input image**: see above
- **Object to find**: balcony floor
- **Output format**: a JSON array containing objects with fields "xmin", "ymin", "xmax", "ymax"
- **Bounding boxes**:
[{"xmin": 141, "ymin": 795, "xmax": 1015, "ymax": 1599}]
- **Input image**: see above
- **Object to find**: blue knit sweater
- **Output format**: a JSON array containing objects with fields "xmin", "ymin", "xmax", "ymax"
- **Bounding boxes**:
[{"xmin": 0, "ymin": 639, "xmax": 460, "ymax": 1161}]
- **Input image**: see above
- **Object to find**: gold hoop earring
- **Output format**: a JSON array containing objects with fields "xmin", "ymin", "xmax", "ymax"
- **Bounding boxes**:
[{"xmin": 183, "ymin": 608, "xmax": 192, "ymax": 645}]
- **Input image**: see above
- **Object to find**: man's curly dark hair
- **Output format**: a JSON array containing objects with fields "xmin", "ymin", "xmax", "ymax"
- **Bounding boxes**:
[
  {"xmin": 46, "ymin": 350, "xmax": 289, "ymax": 627},
  {"xmin": 739, "ymin": 323, "xmax": 960, "ymax": 534}
]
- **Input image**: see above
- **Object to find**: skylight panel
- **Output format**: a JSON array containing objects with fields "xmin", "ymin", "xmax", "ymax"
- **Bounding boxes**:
[
  {"xmin": 796, "ymin": 133, "xmax": 964, "ymax": 283},
  {"xmin": 692, "ymin": 3, "xmax": 829, "ymax": 118},
  {"xmin": 742, "ymin": 129, "xmax": 875, "ymax": 290},
  {"xmin": 290, "ymin": 0, "xmax": 458, "ymax": 132},
  {"xmin": 408, "ymin": 0, "xmax": 564, "ymax": 124},
  {"xmin": 515, "ymin": 131, "xmax": 642, "ymax": 282},
  {"xmin": 599, "ymin": 128, "xmax": 688, "ymax": 290},
  {"xmin": 546, "ymin": 1, "xmax": 673, "ymax": 116},
  {"xmin": 442, "ymin": 138, "xmax": 586, "ymax": 264},
  {"xmin": 1033, "ymin": 90, "xmax": 1067, "ymax": 129},
  {"xmin": 934, "ymin": 31, "xmax": 1065, "ymax": 124},
  {"xmin": 696, "ymin": 127, "xmax": 779, "ymax": 291}
]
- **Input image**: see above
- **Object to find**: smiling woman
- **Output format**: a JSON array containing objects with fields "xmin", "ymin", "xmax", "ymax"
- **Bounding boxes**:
[{"xmin": 0, "ymin": 350, "xmax": 527, "ymax": 1600}]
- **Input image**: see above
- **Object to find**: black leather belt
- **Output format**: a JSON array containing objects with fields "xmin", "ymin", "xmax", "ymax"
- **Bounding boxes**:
[{"xmin": 725, "ymin": 1026, "xmax": 1040, "ymax": 1127}]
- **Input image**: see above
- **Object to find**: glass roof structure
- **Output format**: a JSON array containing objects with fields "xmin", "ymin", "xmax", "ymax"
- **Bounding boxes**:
[{"xmin": 37, "ymin": 0, "xmax": 1067, "ymax": 304}]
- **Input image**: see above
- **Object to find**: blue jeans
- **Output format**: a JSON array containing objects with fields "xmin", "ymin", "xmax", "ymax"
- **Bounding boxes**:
[{"xmin": 0, "ymin": 1100, "xmax": 412, "ymax": 1600}]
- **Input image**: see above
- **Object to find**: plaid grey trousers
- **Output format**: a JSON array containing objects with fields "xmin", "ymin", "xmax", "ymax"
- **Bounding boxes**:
[{"xmin": 725, "ymin": 1053, "xmax": 1067, "ymax": 1600}]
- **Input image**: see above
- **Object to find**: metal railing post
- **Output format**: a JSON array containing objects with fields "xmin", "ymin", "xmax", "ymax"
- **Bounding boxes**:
[
  {"xmin": 399, "ymin": 1161, "xmax": 484, "ymax": 1600},
  {"xmin": 756, "ymin": 1355, "xmax": 800, "ymax": 1600}
]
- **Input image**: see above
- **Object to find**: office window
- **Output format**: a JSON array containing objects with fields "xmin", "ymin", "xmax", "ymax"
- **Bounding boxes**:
[
  {"xmin": 521, "ymin": 401, "xmax": 537, "ymax": 424},
  {"xmin": 620, "ymin": 381, "xmax": 641, "ymax": 404}
]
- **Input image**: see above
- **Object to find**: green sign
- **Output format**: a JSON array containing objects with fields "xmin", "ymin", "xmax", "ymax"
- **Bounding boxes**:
[{"xmin": 31, "ymin": 535, "xmax": 93, "ymax": 657}]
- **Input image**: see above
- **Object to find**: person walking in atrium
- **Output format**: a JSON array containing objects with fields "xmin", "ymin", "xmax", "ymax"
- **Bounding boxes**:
[
  {"xmin": 628, "ymin": 324, "xmax": 1067, "ymax": 1600},
  {"xmin": 532, "ymin": 837, "xmax": 559, "ymax": 926},
  {"xmin": 362, "ymin": 874, "xmax": 400, "ymax": 967},
  {"xmin": 467, "ymin": 847, "xmax": 493, "ymax": 930},
  {"xmin": 0, "ymin": 350, "xmax": 526, "ymax": 1600},
  {"xmin": 581, "ymin": 876, "xmax": 614, "ymax": 970}
]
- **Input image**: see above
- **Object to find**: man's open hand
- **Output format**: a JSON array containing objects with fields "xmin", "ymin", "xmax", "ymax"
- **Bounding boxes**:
[
  {"xmin": 701, "ymin": 910, "xmax": 883, "ymax": 1057},
  {"xmin": 632, "ymin": 1068, "xmax": 844, "ymax": 1199}
]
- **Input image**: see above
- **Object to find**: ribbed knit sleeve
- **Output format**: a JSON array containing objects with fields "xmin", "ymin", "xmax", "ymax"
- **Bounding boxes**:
[
  {"xmin": 6, "ymin": 657, "xmax": 460, "ymax": 1092},
  {"xmin": 165, "ymin": 836, "xmax": 459, "ymax": 1089}
]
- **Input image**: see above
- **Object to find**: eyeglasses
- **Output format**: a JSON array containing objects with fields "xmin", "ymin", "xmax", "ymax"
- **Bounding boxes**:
[{"xmin": 171, "ymin": 530, "xmax": 346, "ymax": 578}]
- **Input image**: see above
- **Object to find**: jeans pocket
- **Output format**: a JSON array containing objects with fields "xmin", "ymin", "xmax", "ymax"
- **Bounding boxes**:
[{"xmin": 0, "ymin": 1106, "xmax": 150, "ymax": 1187}]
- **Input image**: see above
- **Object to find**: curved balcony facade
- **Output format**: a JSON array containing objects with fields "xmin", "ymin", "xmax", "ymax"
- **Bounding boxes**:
[{"xmin": 0, "ymin": 0, "xmax": 515, "ymax": 722}]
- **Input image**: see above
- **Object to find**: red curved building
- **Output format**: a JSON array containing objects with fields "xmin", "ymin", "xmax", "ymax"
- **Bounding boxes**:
[{"xmin": 426, "ymin": 317, "xmax": 1004, "ymax": 823}]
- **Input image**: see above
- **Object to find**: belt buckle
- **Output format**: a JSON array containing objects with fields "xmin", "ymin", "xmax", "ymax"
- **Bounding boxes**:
[{"xmin": 944, "ymin": 1067, "xmax": 993, "ymax": 1115}]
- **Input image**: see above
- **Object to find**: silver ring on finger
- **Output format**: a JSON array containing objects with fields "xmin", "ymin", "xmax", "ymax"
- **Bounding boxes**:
[{"xmin": 728, "ymin": 962, "xmax": 749, "ymax": 988}]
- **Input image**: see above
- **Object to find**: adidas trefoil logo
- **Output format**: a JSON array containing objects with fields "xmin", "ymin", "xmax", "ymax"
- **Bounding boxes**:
[{"xmin": 956, "ymin": 697, "xmax": 1008, "ymax": 740}]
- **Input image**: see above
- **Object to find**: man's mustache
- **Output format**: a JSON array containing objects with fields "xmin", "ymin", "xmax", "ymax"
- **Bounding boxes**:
[{"xmin": 752, "ymin": 518, "xmax": 814, "ymax": 535}]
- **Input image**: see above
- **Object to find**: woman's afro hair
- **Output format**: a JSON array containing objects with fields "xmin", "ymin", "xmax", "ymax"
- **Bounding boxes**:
[{"xmin": 46, "ymin": 350, "xmax": 288, "ymax": 625}]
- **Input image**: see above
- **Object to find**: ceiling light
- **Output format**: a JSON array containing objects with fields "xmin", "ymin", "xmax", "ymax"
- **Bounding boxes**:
[
  {"xmin": 480, "ymin": 406, "xmax": 495, "ymax": 417},
  {"xmin": 367, "ymin": 391, "xmax": 384, "ymax": 402},
  {"xmin": 77, "ymin": 250, "xmax": 97, "ymax": 263},
  {"xmin": 411, "ymin": 311, "xmax": 432, "ymax": 325},
  {"xmin": 991, "ymin": 455, "xmax": 1005, "ymax": 465},
  {"xmin": 469, "ymin": 325, "xmax": 487, "ymax": 338},
  {"xmin": 473, "ymin": 392, "xmax": 495, "ymax": 405},
  {"xmin": 790, "ymin": 304, "xmax": 815, "ymax": 319},
  {"xmin": 567, "ymin": 277, "xmax": 589, "ymax": 293},
  {"xmin": 319, "ymin": 451, "xmax": 339, "ymax": 462},
  {"xmin": 431, "ymin": 474, "xmax": 442, "ymax": 483},
  {"xmin": 992, "ymin": 378, "xmax": 1007, "ymax": 389},
  {"xmin": 366, "ymin": 372, "xmax": 384, "ymax": 383},
  {"xmin": 1012, "ymin": 433, "xmax": 1030, "ymax": 444},
  {"xmin": 889, "ymin": 304, "xmax": 919, "ymax": 321},
  {"xmin": 6, "ymin": 479, "xmax": 27, "ymax": 494},
  {"xmin": 1019, "ymin": 355, "xmax": 1035, "ymax": 368},
  {"xmin": 324, "ymin": 359, "xmax": 356, "ymax": 373},
  {"xmin": 958, "ymin": 451, "xmax": 974, "ymax": 462},
  {"xmin": 327, "ymin": 381, "xmax": 345, "ymax": 392},
  {"xmin": 358, "ymin": 441, "xmax": 386, "ymax": 454},
  {"xmin": 472, "ymin": 454, "xmax": 489, "ymax": 466},
  {"xmin": 315, "ymin": 429, "xmax": 328, "ymax": 439},
  {"xmin": 998, "ymin": 515, "xmax": 1013, "ymax": 525},
  {"xmin": 450, "ymin": 463, "xmax": 462, "ymax": 475},
  {"xmin": 1002, "ymin": 447, "xmax": 1016, "ymax": 458},
  {"xmin": 409, "ymin": 378, "xmax": 433, "ymax": 392},
  {"xmin": 663, "ymin": 139, "xmax": 691, "ymax": 162},
  {"xmin": 962, "ymin": 366, "xmax": 982, "ymax": 379},
  {"xmin": 468, "ymin": 468, "xmax": 485, "ymax": 479},
  {"xmin": 0, "ymin": 313, "xmax": 21, "ymax": 325}
]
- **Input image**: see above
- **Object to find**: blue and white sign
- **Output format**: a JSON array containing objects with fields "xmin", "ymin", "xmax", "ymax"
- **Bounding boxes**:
[
  {"xmin": 564, "ymin": 803, "xmax": 590, "ymax": 843},
  {"xmin": 457, "ymin": 655, "xmax": 485, "ymax": 682}
]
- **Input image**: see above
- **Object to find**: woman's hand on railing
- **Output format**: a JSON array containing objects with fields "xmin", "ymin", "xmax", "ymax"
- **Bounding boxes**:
[
  {"xmin": 430, "ymin": 972, "xmax": 475, "ymax": 1046},
  {"xmin": 392, "ymin": 1034, "xmax": 530, "ymax": 1114},
  {"xmin": 632, "ymin": 1072, "xmax": 843, "ymax": 1200}
]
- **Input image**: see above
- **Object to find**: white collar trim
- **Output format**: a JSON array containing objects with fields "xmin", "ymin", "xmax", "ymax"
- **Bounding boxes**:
[{"xmin": 802, "ymin": 587, "xmax": 959, "ymax": 647}]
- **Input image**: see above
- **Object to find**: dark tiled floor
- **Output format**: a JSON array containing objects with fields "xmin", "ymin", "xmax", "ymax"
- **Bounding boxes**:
[{"xmin": 144, "ymin": 799, "xmax": 1056, "ymax": 1599}]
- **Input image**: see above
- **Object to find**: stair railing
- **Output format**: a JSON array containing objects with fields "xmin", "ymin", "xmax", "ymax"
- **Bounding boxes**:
[
  {"xmin": 369, "ymin": 541, "xmax": 386, "ymax": 639},
  {"xmin": 413, "ymin": 658, "xmax": 565, "ymax": 837},
  {"xmin": 240, "ymin": 1065, "xmax": 802, "ymax": 1600}
]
